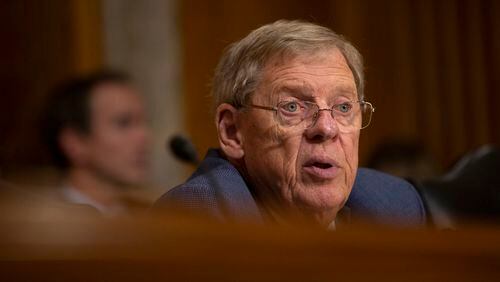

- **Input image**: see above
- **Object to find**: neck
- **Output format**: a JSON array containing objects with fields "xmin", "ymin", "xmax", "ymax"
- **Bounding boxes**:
[{"xmin": 65, "ymin": 168, "xmax": 124, "ymax": 209}]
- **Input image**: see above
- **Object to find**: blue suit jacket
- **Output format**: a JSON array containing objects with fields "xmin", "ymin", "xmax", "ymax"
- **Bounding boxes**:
[{"xmin": 154, "ymin": 149, "xmax": 426, "ymax": 227}]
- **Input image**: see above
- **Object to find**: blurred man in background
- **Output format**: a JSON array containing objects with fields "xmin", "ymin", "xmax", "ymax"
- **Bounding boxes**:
[{"xmin": 42, "ymin": 71, "xmax": 151, "ymax": 216}]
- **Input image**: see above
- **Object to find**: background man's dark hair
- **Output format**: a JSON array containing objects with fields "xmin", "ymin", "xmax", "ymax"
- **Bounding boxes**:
[{"xmin": 41, "ymin": 70, "xmax": 131, "ymax": 170}]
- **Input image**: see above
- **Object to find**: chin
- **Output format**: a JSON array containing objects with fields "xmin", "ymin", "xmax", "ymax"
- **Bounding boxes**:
[{"xmin": 295, "ymin": 185, "xmax": 348, "ymax": 216}]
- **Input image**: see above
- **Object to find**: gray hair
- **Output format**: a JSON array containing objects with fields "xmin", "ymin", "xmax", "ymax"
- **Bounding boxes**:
[{"xmin": 211, "ymin": 20, "xmax": 365, "ymax": 111}]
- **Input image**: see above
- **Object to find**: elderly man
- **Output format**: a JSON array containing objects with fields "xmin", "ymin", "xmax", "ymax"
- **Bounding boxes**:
[{"xmin": 155, "ymin": 20, "xmax": 425, "ymax": 227}]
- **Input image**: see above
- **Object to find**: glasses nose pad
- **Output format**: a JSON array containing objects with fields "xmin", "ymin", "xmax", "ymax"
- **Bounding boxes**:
[
  {"xmin": 328, "ymin": 109, "xmax": 335, "ymax": 121},
  {"xmin": 309, "ymin": 109, "xmax": 339, "ymax": 129},
  {"xmin": 308, "ymin": 111, "xmax": 320, "ymax": 127}
]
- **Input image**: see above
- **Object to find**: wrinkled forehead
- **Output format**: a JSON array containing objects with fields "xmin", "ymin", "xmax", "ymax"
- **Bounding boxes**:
[
  {"xmin": 265, "ymin": 45, "xmax": 342, "ymax": 68},
  {"xmin": 255, "ymin": 48, "xmax": 356, "ymax": 101}
]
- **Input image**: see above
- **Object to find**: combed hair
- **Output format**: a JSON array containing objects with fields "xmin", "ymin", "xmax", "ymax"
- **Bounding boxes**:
[{"xmin": 211, "ymin": 19, "xmax": 364, "ymax": 112}]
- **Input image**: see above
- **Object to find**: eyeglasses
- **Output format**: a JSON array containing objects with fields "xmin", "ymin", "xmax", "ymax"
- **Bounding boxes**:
[{"xmin": 249, "ymin": 100, "xmax": 375, "ymax": 133}]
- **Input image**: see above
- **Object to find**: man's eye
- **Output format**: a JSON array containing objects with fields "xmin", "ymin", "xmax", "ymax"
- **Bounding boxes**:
[
  {"xmin": 282, "ymin": 101, "xmax": 300, "ymax": 112},
  {"xmin": 114, "ymin": 115, "xmax": 133, "ymax": 128},
  {"xmin": 334, "ymin": 102, "xmax": 352, "ymax": 113}
]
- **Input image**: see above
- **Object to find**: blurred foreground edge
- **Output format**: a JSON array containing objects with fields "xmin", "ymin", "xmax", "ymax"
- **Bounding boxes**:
[{"xmin": 0, "ymin": 207, "xmax": 499, "ymax": 282}]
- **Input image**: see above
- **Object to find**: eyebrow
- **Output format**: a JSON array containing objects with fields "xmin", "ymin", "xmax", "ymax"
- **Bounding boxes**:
[
  {"xmin": 276, "ymin": 85, "xmax": 314, "ymax": 100},
  {"xmin": 276, "ymin": 84, "xmax": 357, "ymax": 102}
]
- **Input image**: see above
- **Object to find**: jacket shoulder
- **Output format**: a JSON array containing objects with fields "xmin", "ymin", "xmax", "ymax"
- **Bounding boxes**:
[
  {"xmin": 152, "ymin": 149, "xmax": 262, "ymax": 220},
  {"xmin": 347, "ymin": 168, "xmax": 426, "ymax": 226},
  {"xmin": 152, "ymin": 181, "xmax": 223, "ymax": 217}
]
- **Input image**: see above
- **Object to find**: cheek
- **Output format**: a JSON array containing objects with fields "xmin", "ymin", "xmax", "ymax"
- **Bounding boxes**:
[
  {"xmin": 244, "ymin": 123, "xmax": 303, "ymax": 186},
  {"xmin": 340, "ymin": 132, "xmax": 360, "ymax": 181},
  {"xmin": 91, "ymin": 144, "xmax": 123, "ymax": 169},
  {"xmin": 263, "ymin": 127, "xmax": 305, "ymax": 195},
  {"xmin": 89, "ymin": 133, "xmax": 130, "ymax": 165},
  {"xmin": 96, "ymin": 137, "xmax": 122, "ymax": 155}
]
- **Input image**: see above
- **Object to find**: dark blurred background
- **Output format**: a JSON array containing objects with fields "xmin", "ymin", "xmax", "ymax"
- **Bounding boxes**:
[{"xmin": 1, "ymin": 0, "xmax": 499, "ymax": 188}]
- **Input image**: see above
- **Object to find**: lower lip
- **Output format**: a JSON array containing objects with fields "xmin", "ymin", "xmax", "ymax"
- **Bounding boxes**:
[{"xmin": 302, "ymin": 165, "xmax": 339, "ymax": 179}]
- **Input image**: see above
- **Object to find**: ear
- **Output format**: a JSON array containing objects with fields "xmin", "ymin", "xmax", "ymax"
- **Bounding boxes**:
[
  {"xmin": 215, "ymin": 103, "xmax": 245, "ymax": 159},
  {"xmin": 58, "ymin": 128, "xmax": 90, "ymax": 167}
]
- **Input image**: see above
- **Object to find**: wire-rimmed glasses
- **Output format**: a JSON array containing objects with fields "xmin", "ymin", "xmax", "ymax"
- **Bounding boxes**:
[{"xmin": 249, "ymin": 100, "xmax": 375, "ymax": 133}]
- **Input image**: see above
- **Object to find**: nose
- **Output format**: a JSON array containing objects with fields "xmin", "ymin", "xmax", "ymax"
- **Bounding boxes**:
[{"xmin": 304, "ymin": 109, "xmax": 339, "ymax": 142}]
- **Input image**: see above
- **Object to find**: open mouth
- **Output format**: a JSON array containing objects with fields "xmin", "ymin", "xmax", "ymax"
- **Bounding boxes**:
[
  {"xmin": 304, "ymin": 158, "xmax": 335, "ymax": 168},
  {"xmin": 308, "ymin": 162, "xmax": 333, "ymax": 169},
  {"xmin": 303, "ymin": 158, "xmax": 338, "ymax": 179}
]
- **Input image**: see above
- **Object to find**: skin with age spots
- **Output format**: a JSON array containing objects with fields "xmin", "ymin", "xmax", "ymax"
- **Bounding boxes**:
[{"xmin": 230, "ymin": 48, "xmax": 359, "ymax": 225}]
